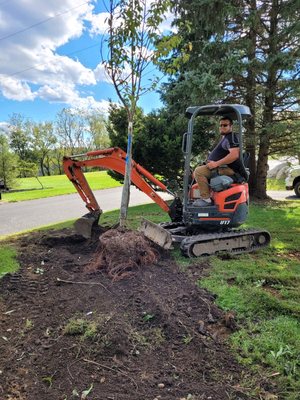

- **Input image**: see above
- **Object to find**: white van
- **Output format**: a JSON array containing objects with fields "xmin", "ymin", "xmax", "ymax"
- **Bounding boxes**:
[{"xmin": 285, "ymin": 166, "xmax": 300, "ymax": 197}]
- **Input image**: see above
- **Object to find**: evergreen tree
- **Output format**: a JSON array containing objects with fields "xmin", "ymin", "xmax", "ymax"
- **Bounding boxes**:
[
  {"xmin": 107, "ymin": 104, "xmax": 214, "ymax": 187},
  {"xmin": 160, "ymin": 0, "xmax": 300, "ymax": 197}
]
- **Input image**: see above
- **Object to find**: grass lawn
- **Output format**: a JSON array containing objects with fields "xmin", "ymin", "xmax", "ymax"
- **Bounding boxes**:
[
  {"xmin": 0, "ymin": 245, "xmax": 19, "ymax": 278},
  {"xmin": 196, "ymin": 201, "xmax": 300, "ymax": 399},
  {"xmin": 1, "ymin": 199, "xmax": 300, "ymax": 398},
  {"xmin": 267, "ymin": 178, "xmax": 286, "ymax": 190},
  {"xmin": 0, "ymin": 171, "xmax": 121, "ymax": 202},
  {"xmin": 0, "ymin": 174, "xmax": 285, "ymax": 203}
]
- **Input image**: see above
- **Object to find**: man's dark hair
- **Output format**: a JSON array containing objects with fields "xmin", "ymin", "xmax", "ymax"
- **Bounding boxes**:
[{"xmin": 220, "ymin": 116, "xmax": 233, "ymax": 124}]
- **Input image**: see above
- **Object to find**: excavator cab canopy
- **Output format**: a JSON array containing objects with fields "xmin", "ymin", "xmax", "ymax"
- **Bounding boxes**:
[
  {"xmin": 185, "ymin": 104, "xmax": 251, "ymax": 120},
  {"xmin": 182, "ymin": 104, "xmax": 252, "ymax": 211}
]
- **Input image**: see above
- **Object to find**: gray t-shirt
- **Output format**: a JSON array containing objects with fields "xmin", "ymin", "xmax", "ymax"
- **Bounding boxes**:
[{"xmin": 208, "ymin": 133, "xmax": 241, "ymax": 172}]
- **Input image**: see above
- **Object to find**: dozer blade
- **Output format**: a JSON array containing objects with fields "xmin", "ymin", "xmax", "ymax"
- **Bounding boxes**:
[
  {"xmin": 74, "ymin": 211, "xmax": 101, "ymax": 239},
  {"xmin": 140, "ymin": 218, "xmax": 173, "ymax": 249}
]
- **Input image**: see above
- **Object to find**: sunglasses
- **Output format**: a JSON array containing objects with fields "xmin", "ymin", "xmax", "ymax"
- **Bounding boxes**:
[{"xmin": 219, "ymin": 124, "xmax": 230, "ymax": 127}]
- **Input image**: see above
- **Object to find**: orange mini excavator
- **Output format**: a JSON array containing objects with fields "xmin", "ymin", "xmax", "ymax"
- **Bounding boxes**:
[{"xmin": 63, "ymin": 104, "xmax": 270, "ymax": 257}]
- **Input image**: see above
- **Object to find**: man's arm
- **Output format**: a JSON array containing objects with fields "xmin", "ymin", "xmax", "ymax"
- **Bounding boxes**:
[{"xmin": 206, "ymin": 147, "xmax": 239, "ymax": 170}]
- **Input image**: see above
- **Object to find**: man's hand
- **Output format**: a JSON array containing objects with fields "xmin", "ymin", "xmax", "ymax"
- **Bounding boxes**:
[
  {"xmin": 206, "ymin": 160, "xmax": 219, "ymax": 170},
  {"xmin": 207, "ymin": 148, "xmax": 239, "ymax": 170}
]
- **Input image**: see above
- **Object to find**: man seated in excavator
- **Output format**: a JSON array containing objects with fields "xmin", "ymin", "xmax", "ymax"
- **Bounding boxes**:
[
  {"xmin": 193, "ymin": 115, "xmax": 242, "ymax": 207},
  {"xmin": 63, "ymin": 103, "xmax": 270, "ymax": 257}
]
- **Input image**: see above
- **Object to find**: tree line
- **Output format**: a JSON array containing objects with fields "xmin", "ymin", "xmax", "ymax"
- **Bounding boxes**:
[
  {"xmin": 1, "ymin": 97, "xmax": 299, "ymax": 195},
  {"xmin": 0, "ymin": 101, "xmax": 214, "ymax": 192},
  {"xmin": 0, "ymin": 108, "xmax": 110, "ymax": 187}
]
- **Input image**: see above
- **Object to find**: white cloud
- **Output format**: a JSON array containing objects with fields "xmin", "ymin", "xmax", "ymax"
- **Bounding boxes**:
[
  {"xmin": 85, "ymin": 10, "xmax": 111, "ymax": 36},
  {"xmin": 70, "ymin": 96, "xmax": 112, "ymax": 114},
  {"xmin": 0, "ymin": 0, "xmax": 102, "ymax": 110},
  {"xmin": 37, "ymin": 83, "xmax": 77, "ymax": 103},
  {"xmin": 0, "ymin": 122, "xmax": 11, "ymax": 133},
  {"xmin": 0, "ymin": 0, "xmax": 92, "ymax": 49},
  {"xmin": 86, "ymin": 4, "xmax": 175, "ymax": 38},
  {"xmin": 0, "ymin": 76, "xmax": 36, "ymax": 101},
  {"xmin": 0, "ymin": 0, "xmax": 174, "ymax": 118},
  {"xmin": 94, "ymin": 62, "xmax": 111, "ymax": 83},
  {"xmin": 158, "ymin": 10, "xmax": 176, "ymax": 33},
  {"xmin": 37, "ymin": 82, "xmax": 111, "ymax": 114},
  {"xmin": 33, "ymin": 49, "xmax": 97, "ymax": 86}
]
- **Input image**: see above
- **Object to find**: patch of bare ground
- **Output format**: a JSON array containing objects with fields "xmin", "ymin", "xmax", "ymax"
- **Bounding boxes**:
[{"xmin": 0, "ymin": 227, "xmax": 276, "ymax": 399}]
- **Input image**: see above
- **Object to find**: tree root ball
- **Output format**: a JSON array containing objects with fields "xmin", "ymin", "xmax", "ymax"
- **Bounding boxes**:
[{"xmin": 88, "ymin": 228, "xmax": 159, "ymax": 281}]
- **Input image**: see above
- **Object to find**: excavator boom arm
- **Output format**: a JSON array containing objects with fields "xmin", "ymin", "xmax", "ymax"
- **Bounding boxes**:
[{"xmin": 63, "ymin": 147, "xmax": 172, "ymax": 215}]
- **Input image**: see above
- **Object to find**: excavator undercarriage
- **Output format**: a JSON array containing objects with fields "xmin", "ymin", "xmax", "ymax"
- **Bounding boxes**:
[{"xmin": 140, "ymin": 219, "xmax": 270, "ymax": 257}]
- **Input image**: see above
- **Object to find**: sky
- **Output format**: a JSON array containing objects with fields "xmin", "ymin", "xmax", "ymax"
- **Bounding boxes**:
[{"xmin": 0, "ymin": 0, "xmax": 174, "ymax": 125}]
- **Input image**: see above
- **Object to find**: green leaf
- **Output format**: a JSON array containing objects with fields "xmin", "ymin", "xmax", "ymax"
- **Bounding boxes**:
[{"xmin": 81, "ymin": 383, "xmax": 93, "ymax": 399}]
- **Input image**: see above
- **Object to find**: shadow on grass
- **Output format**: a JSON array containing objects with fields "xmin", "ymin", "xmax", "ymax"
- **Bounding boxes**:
[{"xmin": 8, "ymin": 187, "xmax": 53, "ymax": 193}]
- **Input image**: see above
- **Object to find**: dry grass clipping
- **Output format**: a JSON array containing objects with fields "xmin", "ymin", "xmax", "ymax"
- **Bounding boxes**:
[{"xmin": 89, "ymin": 228, "xmax": 158, "ymax": 281}]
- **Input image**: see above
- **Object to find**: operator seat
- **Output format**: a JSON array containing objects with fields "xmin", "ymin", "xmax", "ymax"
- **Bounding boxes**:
[
  {"xmin": 231, "ymin": 152, "xmax": 250, "ymax": 183},
  {"xmin": 189, "ymin": 152, "xmax": 250, "ymax": 199}
]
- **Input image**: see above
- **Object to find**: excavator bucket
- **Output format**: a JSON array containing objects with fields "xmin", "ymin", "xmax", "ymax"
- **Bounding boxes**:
[
  {"xmin": 74, "ymin": 211, "xmax": 101, "ymax": 239},
  {"xmin": 140, "ymin": 218, "xmax": 173, "ymax": 250}
]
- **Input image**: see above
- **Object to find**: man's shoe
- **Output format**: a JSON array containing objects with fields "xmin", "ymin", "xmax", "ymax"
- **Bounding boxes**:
[{"xmin": 193, "ymin": 198, "xmax": 212, "ymax": 207}]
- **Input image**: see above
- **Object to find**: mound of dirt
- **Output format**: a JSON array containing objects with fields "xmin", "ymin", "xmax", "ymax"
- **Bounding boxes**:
[
  {"xmin": 88, "ymin": 228, "xmax": 159, "ymax": 281},
  {"xmin": 0, "ymin": 228, "xmax": 271, "ymax": 399}
]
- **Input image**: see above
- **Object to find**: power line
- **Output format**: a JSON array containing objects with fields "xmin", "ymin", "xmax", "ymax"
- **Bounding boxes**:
[
  {"xmin": 7, "ymin": 42, "xmax": 101, "ymax": 78},
  {"xmin": 0, "ymin": 0, "xmax": 91, "ymax": 42}
]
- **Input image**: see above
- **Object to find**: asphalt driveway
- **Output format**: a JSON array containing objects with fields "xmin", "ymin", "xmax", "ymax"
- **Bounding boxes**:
[
  {"xmin": 0, "ymin": 186, "xmax": 172, "ymax": 236},
  {"xmin": 0, "ymin": 188, "xmax": 297, "ymax": 237}
]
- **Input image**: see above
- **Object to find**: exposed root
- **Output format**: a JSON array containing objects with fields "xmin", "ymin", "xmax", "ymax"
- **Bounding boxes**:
[{"xmin": 87, "ymin": 228, "xmax": 158, "ymax": 281}]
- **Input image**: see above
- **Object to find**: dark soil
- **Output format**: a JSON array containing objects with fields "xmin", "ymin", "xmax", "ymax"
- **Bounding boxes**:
[{"xmin": 0, "ymin": 227, "xmax": 269, "ymax": 400}]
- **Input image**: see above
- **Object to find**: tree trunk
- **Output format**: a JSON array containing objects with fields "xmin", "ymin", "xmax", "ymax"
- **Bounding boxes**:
[
  {"xmin": 245, "ymin": 117, "xmax": 257, "ymax": 193},
  {"xmin": 119, "ymin": 117, "xmax": 133, "ymax": 227},
  {"xmin": 245, "ymin": 0, "xmax": 258, "ymax": 194},
  {"xmin": 40, "ymin": 159, "xmax": 45, "ymax": 176},
  {"xmin": 254, "ymin": 85, "xmax": 275, "ymax": 199},
  {"xmin": 253, "ymin": 0, "xmax": 278, "ymax": 199},
  {"xmin": 2, "ymin": 157, "xmax": 7, "ymax": 187},
  {"xmin": 255, "ymin": 139, "xmax": 270, "ymax": 198}
]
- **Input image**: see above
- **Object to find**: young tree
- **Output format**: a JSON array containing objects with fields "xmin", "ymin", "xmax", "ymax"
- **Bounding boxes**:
[
  {"xmin": 104, "ymin": 0, "xmax": 171, "ymax": 225},
  {"xmin": 107, "ymin": 103, "xmax": 145, "ymax": 153},
  {"xmin": 18, "ymin": 160, "xmax": 38, "ymax": 178}
]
